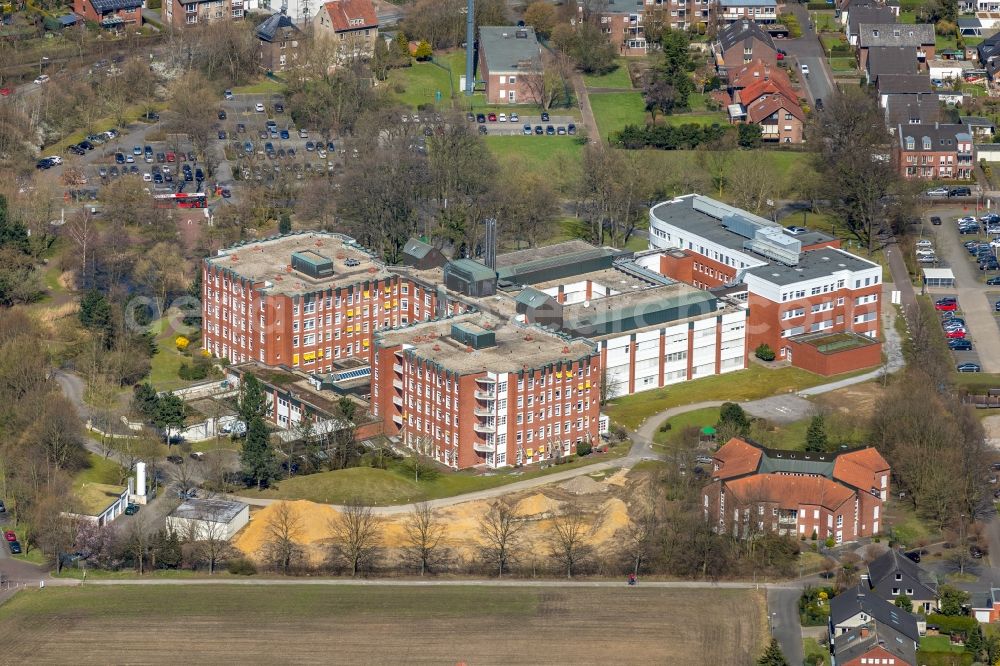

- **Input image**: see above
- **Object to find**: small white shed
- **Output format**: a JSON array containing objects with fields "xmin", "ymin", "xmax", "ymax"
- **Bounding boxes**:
[
  {"xmin": 922, "ymin": 267, "xmax": 956, "ymax": 288},
  {"xmin": 166, "ymin": 498, "xmax": 249, "ymax": 541}
]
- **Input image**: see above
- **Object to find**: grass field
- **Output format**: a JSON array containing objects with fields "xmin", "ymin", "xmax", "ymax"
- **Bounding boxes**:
[
  {"xmin": 589, "ymin": 91, "xmax": 647, "ymax": 137},
  {"xmin": 652, "ymin": 406, "xmax": 812, "ymax": 451},
  {"xmin": 583, "ymin": 61, "xmax": 635, "ymax": 89},
  {"xmin": 605, "ymin": 364, "xmax": 850, "ymax": 430},
  {"xmin": 387, "ymin": 62, "xmax": 453, "ymax": 109},
  {"xmin": 0, "ymin": 585, "xmax": 767, "ymax": 665},
  {"xmin": 232, "ymin": 79, "xmax": 285, "ymax": 95},
  {"xmin": 484, "ymin": 135, "xmax": 584, "ymax": 190},
  {"xmin": 241, "ymin": 445, "xmax": 629, "ymax": 505}
]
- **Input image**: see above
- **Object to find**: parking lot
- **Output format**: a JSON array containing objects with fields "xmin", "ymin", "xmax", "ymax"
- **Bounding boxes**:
[{"xmin": 920, "ymin": 207, "xmax": 1000, "ymax": 373}]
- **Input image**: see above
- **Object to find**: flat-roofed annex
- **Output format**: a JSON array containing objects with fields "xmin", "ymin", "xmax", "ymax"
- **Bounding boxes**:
[{"xmin": 206, "ymin": 232, "xmax": 392, "ymax": 296}]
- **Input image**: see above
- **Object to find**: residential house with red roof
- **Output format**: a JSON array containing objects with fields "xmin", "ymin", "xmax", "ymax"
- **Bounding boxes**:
[
  {"xmin": 745, "ymin": 94, "xmax": 805, "ymax": 143},
  {"xmin": 313, "ymin": 0, "xmax": 379, "ymax": 62},
  {"xmin": 702, "ymin": 438, "xmax": 890, "ymax": 543},
  {"xmin": 721, "ymin": 60, "xmax": 805, "ymax": 143}
]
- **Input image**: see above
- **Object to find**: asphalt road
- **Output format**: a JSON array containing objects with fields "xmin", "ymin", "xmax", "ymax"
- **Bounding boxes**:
[
  {"xmin": 768, "ymin": 587, "xmax": 804, "ymax": 666},
  {"xmin": 781, "ymin": 4, "xmax": 836, "ymax": 106}
]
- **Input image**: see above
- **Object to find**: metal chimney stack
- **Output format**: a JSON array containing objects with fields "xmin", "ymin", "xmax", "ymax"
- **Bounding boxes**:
[
  {"xmin": 483, "ymin": 217, "xmax": 497, "ymax": 271},
  {"xmin": 465, "ymin": 0, "xmax": 474, "ymax": 95}
]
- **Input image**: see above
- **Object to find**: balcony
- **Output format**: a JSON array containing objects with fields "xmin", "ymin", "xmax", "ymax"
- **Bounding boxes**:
[
  {"xmin": 474, "ymin": 390, "xmax": 495, "ymax": 400},
  {"xmin": 473, "ymin": 440, "xmax": 496, "ymax": 453},
  {"xmin": 474, "ymin": 406, "xmax": 492, "ymax": 417},
  {"xmin": 392, "ymin": 414, "xmax": 402, "ymax": 425},
  {"xmin": 392, "ymin": 378, "xmax": 403, "ymax": 390},
  {"xmin": 475, "ymin": 376, "xmax": 496, "ymax": 384},
  {"xmin": 473, "ymin": 422, "xmax": 496, "ymax": 434},
  {"xmin": 393, "ymin": 363, "xmax": 403, "ymax": 374},
  {"xmin": 392, "ymin": 395, "xmax": 403, "ymax": 407}
]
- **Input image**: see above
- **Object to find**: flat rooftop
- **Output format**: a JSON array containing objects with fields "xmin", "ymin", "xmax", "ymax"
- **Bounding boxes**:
[
  {"xmin": 206, "ymin": 232, "xmax": 392, "ymax": 296},
  {"xmin": 562, "ymin": 282, "xmax": 722, "ymax": 338},
  {"xmin": 530, "ymin": 266, "xmax": 667, "ymax": 293},
  {"xmin": 479, "ymin": 26, "xmax": 542, "ymax": 74},
  {"xmin": 650, "ymin": 194, "xmax": 836, "ymax": 258},
  {"xmin": 170, "ymin": 498, "xmax": 246, "ymax": 523},
  {"xmin": 790, "ymin": 331, "xmax": 879, "ymax": 353},
  {"xmin": 744, "ymin": 248, "xmax": 880, "ymax": 286},
  {"xmin": 496, "ymin": 240, "xmax": 601, "ymax": 268},
  {"xmin": 376, "ymin": 313, "xmax": 596, "ymax": 374}
]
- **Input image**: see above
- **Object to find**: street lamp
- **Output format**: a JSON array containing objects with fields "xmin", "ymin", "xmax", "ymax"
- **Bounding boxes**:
[{"xmin": 38, "ymin": 56, "xmax": 48, "ymax": 75}]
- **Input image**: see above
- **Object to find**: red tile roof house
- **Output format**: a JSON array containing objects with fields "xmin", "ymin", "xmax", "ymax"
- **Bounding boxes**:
[
  {"xmin": 744, "ymin": 93, "xmax": 805, "ymax": 143},
  {"xmin": 313, "ymin": 0, "xmax": 379, "ymax": 62},
  {"xmin": 702, "ymin": 438, "xmax": 890, "ymax": 544}
]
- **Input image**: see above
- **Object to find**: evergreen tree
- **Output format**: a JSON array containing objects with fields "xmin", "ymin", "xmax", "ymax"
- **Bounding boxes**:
[
  {"xmin": 241, "ymin": 416, "xmax": 275, "ymax": 490},
  {"xmin": 78, "ymin": 289, "xmax": 115, "ymax": 345},
  {"xmin": 939, "ymin": 585, "xmax": 970, "ymax": 616},
  {"xmin": 717, "ymin": 402, "xmax": 751, "ymax": 437},
  {"xmin": 132, "ymin": 382, "xmax": 160, "ymax": 420},
  {"xmin": 154, "ymin": 393, "xmax": 185, "ymax": 439},
  {"xmin": 805, "ymin": 415, "xmax": 828, "ymax": 452},
  {"xmin": 278, "ymin": 212, "xmax": 292, "ymax": 235},
  {"xmin": 757, "ymin": 638, "xmax": 788, "ymax": 666},
  {"xmin": 237, "ymin": 373, "xmax": 267, "ymax": 425},
  {"xmin": 965, "ymin": 624, "xmax": 985, "ymax": 660}
]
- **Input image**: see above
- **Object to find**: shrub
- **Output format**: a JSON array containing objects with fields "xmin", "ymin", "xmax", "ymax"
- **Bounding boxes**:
[
  {"xmin": 577, "ymin": 440, "xmax": 593, "ymax": 457},
  {"xmin": 178, "ymin": 361, "xmax": 209, "ymax": 381},
  {"xmin": 226, "ymin": 558, "xmax": 257, "ymax": 575},
  {"xmin": 755, "ymin": 343, "xmax": 776, "ymax": 362},
  {"xmin": 659, "ymin": 421, "xmax": 672, "ymax": 432},
  {"xmin": 926, "ymin": 613, "xmax": 977, "ymax": 637},
  {"xmin": 824, "ymin": 537, "xmax": 835, "ymax": 548},
  {"xmin": 175, "ymin": 336, "xmax": 190, "ymax": 351}
]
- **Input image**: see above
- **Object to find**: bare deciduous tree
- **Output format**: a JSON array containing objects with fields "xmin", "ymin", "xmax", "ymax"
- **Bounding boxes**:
[
  {"xmin": 262, "ymin": 501, "xmax": 303, "ymax": 574},
  {"xmin": 328, "ymin": 498, "xmax": 383, "ymax": 577},
  {"xmin": 402, "ymin": 502, "xmax": 447, "ymax": 576},
  {"xmin": 549, "ymin": 507, "xmax": 601, "ymax": 578},
  {"xmin": 477, "ymin": 501, "xmax": 525, "ymax": 578}
]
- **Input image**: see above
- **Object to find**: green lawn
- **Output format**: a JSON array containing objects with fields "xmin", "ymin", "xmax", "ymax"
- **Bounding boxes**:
[
  {"xmin": 242, "ymin": 446, "xmax": 628, "ymax": 506},
  {"xmin": 885, "ymin": 501, "xmax": 938, "ymax": 546},
  {"xmin": 583, "ymin": 60, "xmax": 634, "ymax": 89},
  {"xmin": 484, "ymin": 135, "xmax": 584, "ymax": 188},
  {"xmin": 830, "ymin": 57, "xmax": 857, "ymax": 72},
  {"xmin": 589, "ymin": 91, "xmax": 647, "ymax": 138},
  {"xmin": 661, "ymin": 113, "xmax": 725, "ymax": 127},
  {"xmin": 920, "ymin": 636, "xmax": 966, "ymax": 653},
  {"xmin": 74, "ymin": 452, "xmax": 125, "ymax": 487},
  {"xmin": 899, "ymin": 10, "xmax": 917, "ymax": 23},
  {"xmin": 803, "ymin": 637, "xmax": 831, "ymax": 666},
  {"xmin": 48, "ymin": 101, "xmax": 168, "ymax": 152},
  {"xmin": 387, "ymin": 62, "xmax": 453, "ymax": 109},
  {"xmin": 605, "ymin": 364, "xmax": 851, "ymax": 430},
  {"xmin": 652, "ymin": 406, "xmax": 812, "ymax": 451}
]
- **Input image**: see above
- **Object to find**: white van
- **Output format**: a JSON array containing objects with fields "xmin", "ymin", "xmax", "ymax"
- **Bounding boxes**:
[{"xmin": 33, "ymin": 74, "xmax": 49, "ymax": 85}]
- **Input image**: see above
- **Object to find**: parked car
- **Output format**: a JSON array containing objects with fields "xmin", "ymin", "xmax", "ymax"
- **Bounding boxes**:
[
  {"xmin": 8, "ymin": 541, "xmax": 20, "ymax": 555},
  {"xmin": 958, "ymin": 362, "xmax": 981, "ymax": 372},
  {"xmin": 987, "ymin": 277, "xmax": 1000, "ymax": 286},
  {"xmin": 275, "ymin": 103, "xmax": 284, "ymax": 113},
  {"xmin": 800, "ymin": 63, "xmax": 810, "ymax": 75},
  {"xmin": 487, "ymin": 112, "xmax": 497, "ymax": 122},
  {"xmin": 224, "ymin": 89, "xmax": 233, "ymax": 100},
  {"xmin": 523, "ymin": 124, "xmax": 532, "ymax": 135},
  {"xmin": 498, "ymin": 113, "xmax": 507, "ymax": 122},
  {"xmin": 971, "ymin": 545, "xmax": 986, "ymax": 558},
  {"xmin": 945, "ymin": 328, "xmax": 967, "ymax": 339},
  {"xmin": 568, "ymin": 123, "xmax": 577, "ymax": 135},
  {"xmin": 950, "ymin": 187, "xmax": 973, "ymax": 197},
  {"xmin": 815, "ymin": 98, "xmax": 824, "ymax": 111},
  {"xmin": 541, "ymin": 111, "xmax": 550, "ymax": 121},
  {"xmin": 915, "ymin": 239, "xmax": 934, "ymax": 248},
  {"xmin": 280, "ymin": 129, "xmax": 290, "ymax": 139},
  {"xmin": 949, "ymin": 339, "xmax": 973, "ymax": 351},
  {"xmin": 935, "ymin": 297, "xmax": 958, "ymax": 311},
  {"xmin": 218, "ymin": 109, "xmax": 227, "ymax": 120},
  {"xmin": 124, "ymin": 504, "xmax": 139, "ymax": 515},
  {"xmin": 904, "ymin": 550, "xmax": 921, "ymax": 563},
  {"xmin": 4, "ymin": 530, "xmax": 15, "ymax": 542},
  {"xmin": 255, "ymin": 103, "xmax": 265, "ymax": 112},
  {"xmin": 0, "ymin": 500, "xmax": 6, "ymax": 513},
  {"xmin": 546, "ymin": 125, "xmax": 555, "ymax": 135},
  {"xmin": 534, "ymin": 125, "xmax": 543, "ymax": 135},
  {"xmin": 926, "ymin": 187, "xmax": 949, "ymax": 197},
  {"xmin": 167, "ymin": 455, "xmax": 183, "ymax": 464},
  {"xmin": 930, "ymin": 216, "xmax": 942, "ymax": 225},
  {"xmin": 33, "ymin": 74, "xmax": 49, "ymax": 85}
]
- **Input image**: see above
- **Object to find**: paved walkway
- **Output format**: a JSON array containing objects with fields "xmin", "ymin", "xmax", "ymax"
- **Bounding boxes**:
[{"xmin": 571, "ymin": 71, "xmax": 601, "ymax": 143}]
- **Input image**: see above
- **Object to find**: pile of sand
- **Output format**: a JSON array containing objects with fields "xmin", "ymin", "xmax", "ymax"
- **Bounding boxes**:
[
  {"xmin": 604, "ymin": 469, "xmax": 629, "ymax": 487},
  {"xmin": 559, "ymin": 475, "xmax": 608, "ymax": 495},
  {"xmin": 515, "ymin": 493, "xmax": 564, "ymax": 517},
  {"xmin": 591, "ymin": 498, "xmax": 630, "ymax": 541}
]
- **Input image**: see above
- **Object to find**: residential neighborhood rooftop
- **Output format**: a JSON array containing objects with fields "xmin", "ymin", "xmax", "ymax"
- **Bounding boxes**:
[
  {"xmin": 479, "ymin": 26, "xmax": 542, "ymax": 74},
  {"xmin": 744, "ymin": 247, "xmax": 880, "ymax": 285}
]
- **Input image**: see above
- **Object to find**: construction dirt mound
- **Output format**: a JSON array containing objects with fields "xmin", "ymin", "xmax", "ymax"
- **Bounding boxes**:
[
  {"xmin": 515, "ymin": 493, "xmax": 564, "ymax": 517},
  {"xmin": 559, "ymin": 475, "xmax": 608, "ymax": 495}
]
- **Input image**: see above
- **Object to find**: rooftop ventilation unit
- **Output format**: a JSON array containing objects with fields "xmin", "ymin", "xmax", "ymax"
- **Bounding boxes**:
[
  {"xmin": 692, "ymin": 195, "xmax": 776, "ymax": 228},
  {"xmin": 743, "ymin": 227, "xmax": 802, "ymax": 265}
]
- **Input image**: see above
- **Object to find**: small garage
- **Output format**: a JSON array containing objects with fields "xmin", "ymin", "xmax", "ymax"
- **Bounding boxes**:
[
  {"xmin": 166, "ymin": 498, "xmax": 249, "ymax": 541},
  {"xmin": 922, "ymin": 267, "xmax": 955, "ymax": 288}
]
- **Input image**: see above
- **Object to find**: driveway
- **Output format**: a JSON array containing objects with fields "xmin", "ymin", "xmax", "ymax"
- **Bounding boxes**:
[
  {"xmin": 781, "ymin": 4, "xmax": 836, "ymax": 105},
  {"xmin": 922, "ymin": 208, "xmax": 1000, "ymax": 373},
  {"xmin": 768, "ymin": 587, "xmax": 804, "ymax": 666}
]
